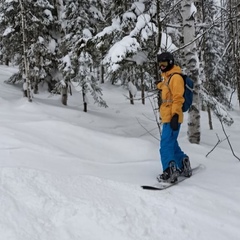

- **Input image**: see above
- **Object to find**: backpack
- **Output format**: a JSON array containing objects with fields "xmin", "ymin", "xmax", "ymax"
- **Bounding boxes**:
[{"xmin": 168, "ymin": 73, "xmax": 194, "ymax": 112}]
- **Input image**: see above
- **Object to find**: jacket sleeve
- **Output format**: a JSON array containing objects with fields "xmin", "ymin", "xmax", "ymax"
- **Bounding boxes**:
[
  {"xmin": 156, "ymin": 81, "xmax": 164, "ymax": 90},
  {"xmin": 169, "ymin": 74, "xmax": 184, "ymax": 116}
]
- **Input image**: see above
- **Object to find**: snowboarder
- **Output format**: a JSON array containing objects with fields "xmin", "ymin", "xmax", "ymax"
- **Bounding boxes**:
[{"xmin": 155, "ymin": 52, "xmax": 192, "ymax": 183}]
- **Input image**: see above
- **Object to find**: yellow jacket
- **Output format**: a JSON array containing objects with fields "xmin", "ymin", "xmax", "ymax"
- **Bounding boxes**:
[{"xmin": 156, "ymin": 65, "xmax": 184, "ymax": 123}]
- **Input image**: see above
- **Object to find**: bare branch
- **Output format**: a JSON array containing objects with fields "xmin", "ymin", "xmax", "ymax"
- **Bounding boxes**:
[
  {"xmin": 136, "ymin": 118, "xmax": 159, "ymax": 141},
  {"xmin": 219, "ymin": 119, "xmax": 240, "ymax": 161},
  {"xmin": 205, "ymin": 134, "xmax": 228, "ymax": 157}
]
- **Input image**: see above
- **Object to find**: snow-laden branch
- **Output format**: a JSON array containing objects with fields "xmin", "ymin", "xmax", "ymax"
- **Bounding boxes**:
[{"xmin": 103, "ymin": 36, "xmax": 140, "ymax": 72}]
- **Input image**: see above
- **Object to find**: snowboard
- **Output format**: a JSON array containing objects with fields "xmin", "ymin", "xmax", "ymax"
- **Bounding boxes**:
[{"xmin": 141, "ymin": 164, "xmax": 204, "ymax": 190}]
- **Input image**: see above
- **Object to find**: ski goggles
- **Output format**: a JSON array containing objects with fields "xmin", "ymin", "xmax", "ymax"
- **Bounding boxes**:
[{"xmin": 159, "ymin": 61, "xmax": 168, "ymax": 67}]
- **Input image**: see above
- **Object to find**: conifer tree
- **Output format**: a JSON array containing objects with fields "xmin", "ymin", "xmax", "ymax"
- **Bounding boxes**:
[
  {"xmin": 0, "ymin": 0, "xmax": 22, "ymax": 66},
  {"xmin": 60, "ymin": 0, "xmax": 107, "ymax": 109},
  {"xmin": 226, "ymin": 0, "xmax": 240, "ymax": 107},
  {"xmin": 237, "ymin": 0, "xmax": 240, "ymax": 106},
  {"xmin": 94, "ymin": 1, "xmax": 167, "ymax": 93},
  {"xmin": 0, "ymin": 0, "xmax": 61, "ymax": 95},
  {"xmin": 200, "ymin": 0, "xmax": 233, "ymax": 127}
]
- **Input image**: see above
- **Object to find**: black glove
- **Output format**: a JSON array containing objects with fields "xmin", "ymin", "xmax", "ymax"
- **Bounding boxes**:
[{"xmin": 170, "ymin": 114, "xmax": 179, "ymax": 131}]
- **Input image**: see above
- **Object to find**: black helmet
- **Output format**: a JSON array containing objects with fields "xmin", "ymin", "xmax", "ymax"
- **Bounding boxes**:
[{"xmin": 157, "ymin": 52, "xmax": 174, "ymax": 72}]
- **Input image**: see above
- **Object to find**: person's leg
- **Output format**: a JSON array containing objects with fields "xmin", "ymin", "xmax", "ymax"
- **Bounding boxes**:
[
  {"xmin": 174, "ymin": 143, "xmax": 188, "ymax": 169},
  {"xmin": 160, "ymin": 123, "xmax": 178, "ymax": 171},
  {"xmin": 172, "ymin": 124, "xmax": 192, "ymax": 176},
  {"xmin": 173, "ymin": 124, "xmax": 188, "ymax": 170}
]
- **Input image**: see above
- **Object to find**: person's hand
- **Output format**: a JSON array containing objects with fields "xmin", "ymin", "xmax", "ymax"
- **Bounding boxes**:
[{"xmin": 170, "ymin": 114, "xmax": 179, "ymax": 131}]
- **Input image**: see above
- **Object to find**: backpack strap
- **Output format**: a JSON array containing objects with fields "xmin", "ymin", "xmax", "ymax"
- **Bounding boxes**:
[
  {"xmin": 162, "ymin": 73, "xmax": 183, "ymax": 103},
  {"xmin": 167, "ymin": 73, "xmax": 183, "ymax": 84}
]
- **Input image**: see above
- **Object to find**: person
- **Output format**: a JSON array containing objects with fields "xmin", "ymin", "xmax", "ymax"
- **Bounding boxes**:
[{"xmin": 155, "ymin": 52, "xmax": 192, "ymax": 183}]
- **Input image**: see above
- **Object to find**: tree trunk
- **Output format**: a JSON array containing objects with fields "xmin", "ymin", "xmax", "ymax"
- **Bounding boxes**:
[
  {"xmin": 61, "ymin": 82, "xmax": 68, "ymax": 105},
  {"xmin": 101, "ymin": 53, "xmax": 104, "ymax": 84},
  {"xmin": 19, "ymin": 0, "xmax": 32, "ymax": 102},
  {"xmin": 82, "ymin": 85, "xmax": 87, "ymax": 112},
  {"xmin": 140, "ymin": 67, "xmax": 145, "ymax": 105},
  {"xmin": 34, "ymin": 81, "xmax": 39, "ymax": 94},
  {"xmin": 235, "ymin": 0, "xmax": 240, "ymax": 107},
  {"xmin": 83, "ymin": 102, "xmax": 87, "ymax": 112},
  {"xmin": 207, "ymin": 105, "xmax": 213, "ymax": 130},
  {"xmin": 201, "ymin": 0, "xmax": 212, "ymax": 128},
  {"xmin": 181, "ymin": 0, "xmax": 201, "ymax": 144},
  {"xmin": 5, "ymin": 58, "xmax": 9, "ymax": 66},
  {"xmin": 129, "ymin": 91, "xmax": 134, "ymax": 105},
  {"xmin": 155, "ymin": 0, "xmax": 162, "ymax": 83}
]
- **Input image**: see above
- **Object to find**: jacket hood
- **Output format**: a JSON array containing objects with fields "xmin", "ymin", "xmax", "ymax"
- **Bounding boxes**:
[{"xmin": 162, "ymin": 65, "xmax": 182, "ymax": 79}]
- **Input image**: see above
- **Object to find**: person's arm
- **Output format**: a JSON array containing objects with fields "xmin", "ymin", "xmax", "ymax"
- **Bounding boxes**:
[{"xmin": 169, "ymin": 74, "xmax": 184, "ymax": 116}]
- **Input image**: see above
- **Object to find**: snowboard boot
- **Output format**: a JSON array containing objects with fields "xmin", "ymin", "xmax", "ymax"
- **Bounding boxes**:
[
  {"xmin": 182, "ymin": 157, "xmax": 192, "ymax": 177},
  {"xmin": 157, "ymin": 161, "xmax": 178, "ymax": 183}
]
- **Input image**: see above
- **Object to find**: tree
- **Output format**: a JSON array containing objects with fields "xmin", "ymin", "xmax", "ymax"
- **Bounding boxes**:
[
  {"xmin": 180, "ymin": 0, "xmax": 201, "ymax": 144},
  {"xmin": 237, "ymin": 1, "xmax": 240, "ymax": 107},
  {"xmin": 228, "ymin": 0, "xmax": 240, "ymax": 107},
  {"xmin": 94, "ymin": 0, "xmax": 177, "ymax": 104},
  {"xmin": 0, "ymin": 0, "xmax": 23, "ymax": 66},
  {"xmin": 59, "ymin": 0, "xmax": 107, "ymax": 109},
  {"xmin": 197, "ymin": 0, "xmax": 234, "ymax": 128},
  {"xmin": 19, "ymin": 0, "xmax": 32, "ymax": 101},
  {"xmin": 0, "ymin": 0, "xmax": 62, "ymax": 95}
]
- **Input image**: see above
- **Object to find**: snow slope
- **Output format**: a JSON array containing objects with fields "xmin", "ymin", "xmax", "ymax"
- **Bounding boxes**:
[{"xmin": 0, "ymin": 65, "xmax": 240, "ymax": 240}]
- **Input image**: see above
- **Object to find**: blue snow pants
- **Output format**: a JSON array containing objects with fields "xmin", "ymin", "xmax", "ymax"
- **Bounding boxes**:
[{"xmin": 160, "ymin": 123, "xmax": 187, "ymax": 171}]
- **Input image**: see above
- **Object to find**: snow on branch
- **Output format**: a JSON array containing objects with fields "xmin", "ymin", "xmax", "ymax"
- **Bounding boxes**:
[
  {"xmin": 103, "ymin": 36, "xmax": 140, "ymax": 72},
  {"xmin": 3, "ymin": 27, "xmax": 15, "ymax": 36},
  {"xmin": 94, "ymin": 18, "xmax": 121, "ymax": 40},
  {"xmin": 130, "ymin": 14, "xmax": 157, "ymax": 41},
  {"xmin": 128, "ymin": 81, "xmax": 137, "ymax": 97}
]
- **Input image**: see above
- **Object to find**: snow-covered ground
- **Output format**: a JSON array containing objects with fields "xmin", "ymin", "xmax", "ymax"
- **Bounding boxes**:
[{"xmin": 0, "ymin": 65, "xmax": 240, "ymax": 240}]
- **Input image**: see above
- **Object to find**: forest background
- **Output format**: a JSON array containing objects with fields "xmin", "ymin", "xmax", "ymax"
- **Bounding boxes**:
[{"xmin": 0, "ymin": 0, "xmax": 240, "ymax": 144}]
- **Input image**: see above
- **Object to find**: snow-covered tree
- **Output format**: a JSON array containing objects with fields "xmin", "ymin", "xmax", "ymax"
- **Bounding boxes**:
[
  {"xmin": 0, "ymin": 0, "xmax": 237, "ymax": 121},
  {"xmin": 0, "ymin": 0, "xmax": 22, "ymax": 65},
  {"xmin": 199, "ymin": 0, "xmax": 233, "ymax": 127},
  {"xmin": 93, "ymin": 1, "xmax": 177, "ymax": 100},
  {"xmin": 225, "ymin": 0, "xmax": 240, "ymax": 107},
  {"xmin": 237, "ymin": 0, "xmax": 240, "ymax": 107},
  {"xmin": 59, "ymin": 0, "xmax": 107, "ymax": 109},
  {"xmin": 180, "ymin": 0, "xmax": 201, "ymax": 144},
  {"xmin": 0, "ymin": 0, "xmax": 62, "ymax": 95}
]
